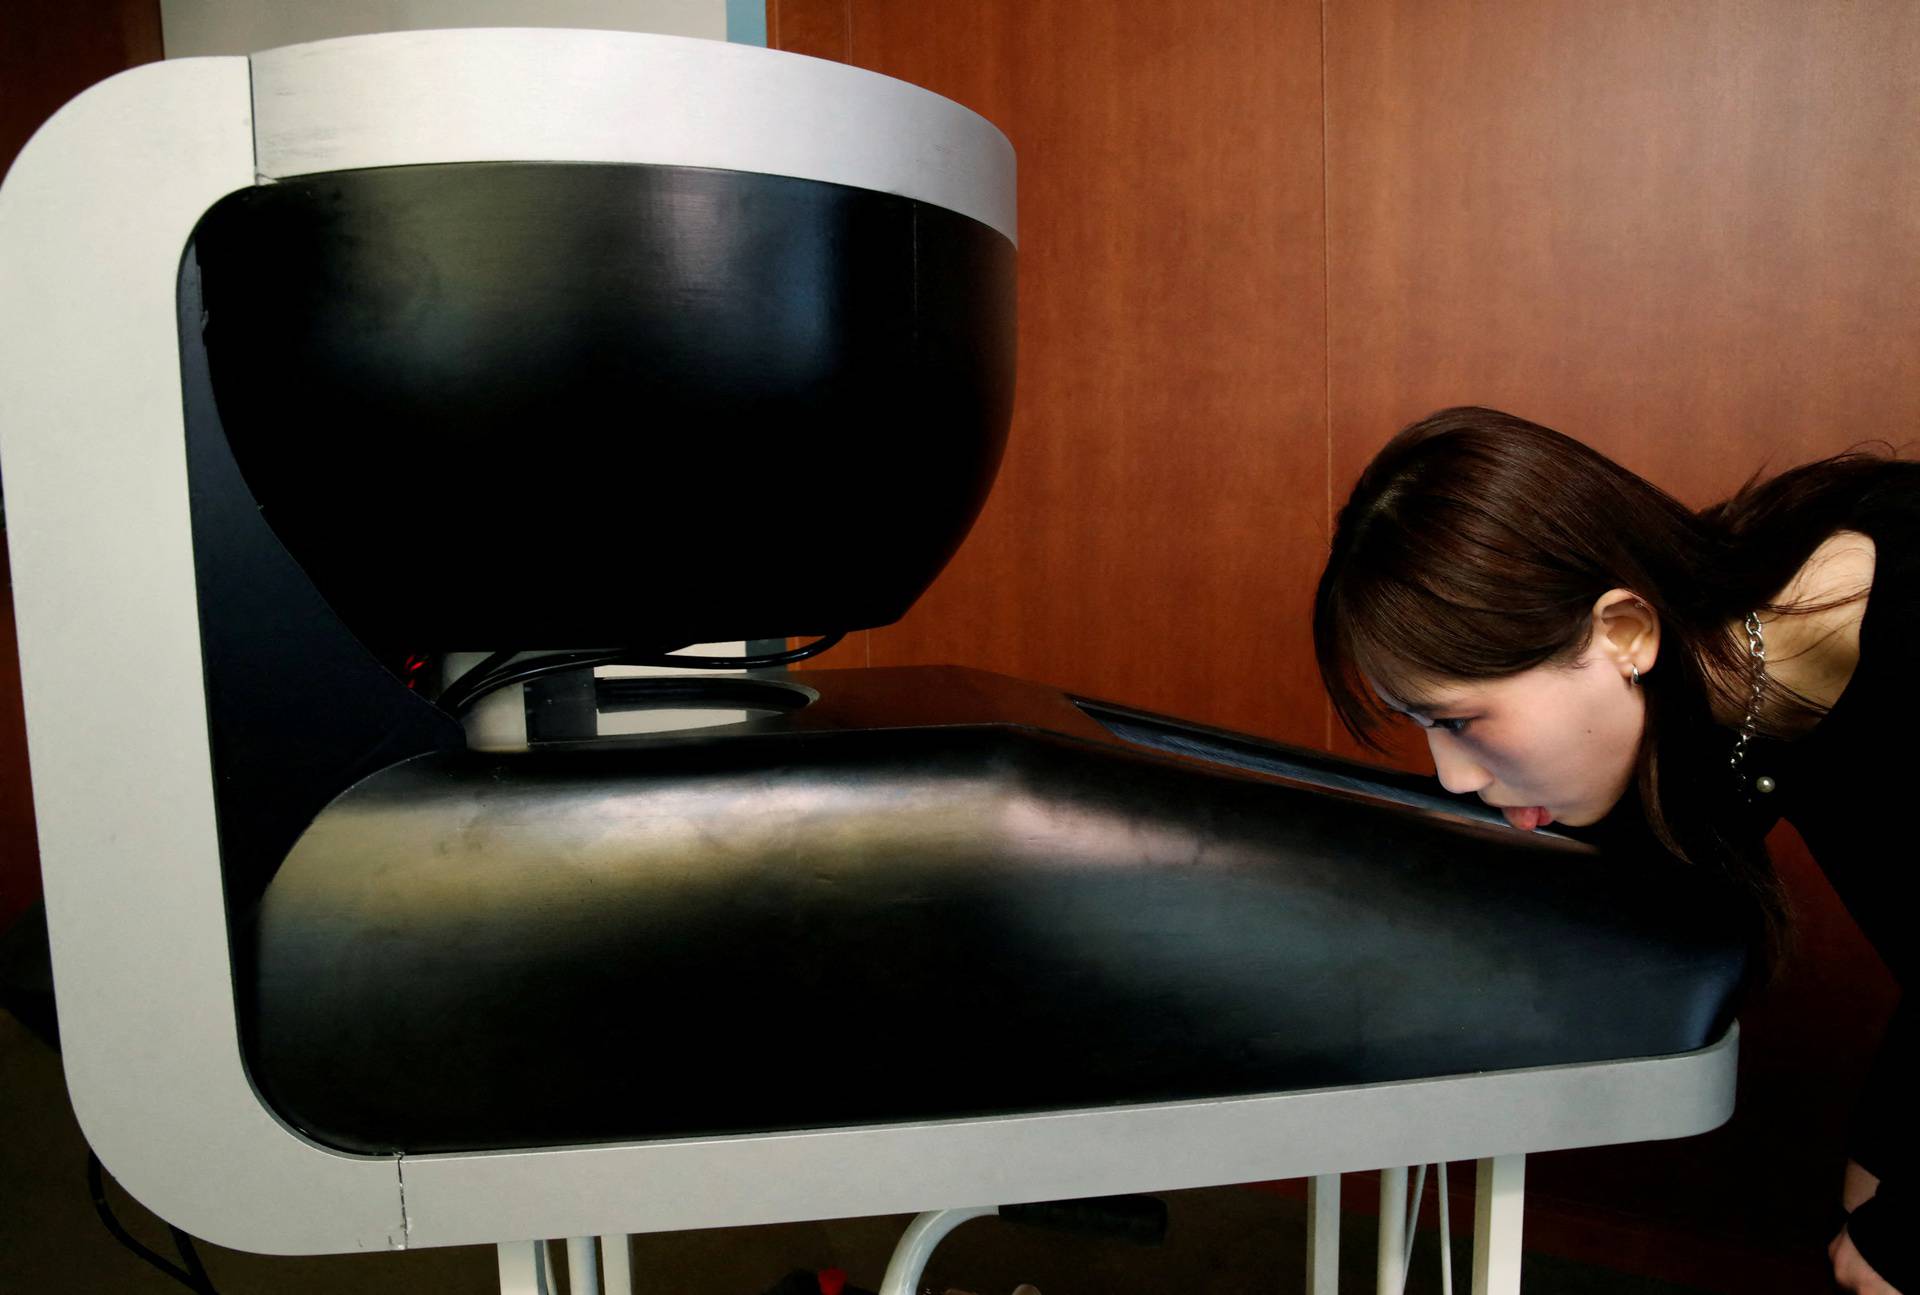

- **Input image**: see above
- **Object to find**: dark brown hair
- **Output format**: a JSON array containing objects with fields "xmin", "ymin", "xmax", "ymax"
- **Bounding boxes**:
[{"xmin": 1313, "ymin": 406, "xmax": 1912, "ymax": 959}]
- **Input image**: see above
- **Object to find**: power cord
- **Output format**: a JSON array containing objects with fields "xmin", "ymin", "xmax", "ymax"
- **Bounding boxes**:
[{"xmin": 87, "ymin": 1151, "xmax": 220, "ymax": 1294}]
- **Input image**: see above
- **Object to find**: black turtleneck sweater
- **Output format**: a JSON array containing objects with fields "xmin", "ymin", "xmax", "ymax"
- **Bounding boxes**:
[{"xmin": 1727, "ymin": 478, "xmax": 1916, "ymax": 1289}]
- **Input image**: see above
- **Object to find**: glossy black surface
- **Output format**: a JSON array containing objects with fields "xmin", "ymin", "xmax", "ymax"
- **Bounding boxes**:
[
  {"xmin": 243, "ymin": 667, "xmax": 1749, "ymax": 1155},
  {"xmin": 178, "ymin": 247, "xmax": 466, "ymax": 917},
  {"xmin": 189, "ymin": 162, "xmax": 1016, "ymax": 650}
]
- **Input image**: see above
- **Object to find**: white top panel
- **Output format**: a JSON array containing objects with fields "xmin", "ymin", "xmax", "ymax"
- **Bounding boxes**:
[
  {"xmin": 249, "ymin": 27, "xmax": 1018, "ymax": 243},
  {"xmin": 160, "ymin": 0, "xmax": 727, "ymax": 56}
]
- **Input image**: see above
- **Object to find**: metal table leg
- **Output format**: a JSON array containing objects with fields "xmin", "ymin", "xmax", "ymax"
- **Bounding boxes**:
[
  {"xmin": 497, "ymin": 1240, "xmax": 549, "ymax": 1295},
  {"xmin": 1307, "ymin": 1173, "xmax": 1342, "ymax": 1295},
  {"xmin": 601, "ymin": 1234, "xmax": 634, "ymax": 1295},
  {"xmin": 1471, "ymin": 1155, "xmax": 1525, "ymax": 1295},
  {"xmin": 1377, "ymin": 1167, "xmax": 1409, "ymax": 1294}
]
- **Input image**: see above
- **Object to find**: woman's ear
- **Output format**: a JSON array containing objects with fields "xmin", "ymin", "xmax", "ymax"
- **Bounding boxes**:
[{"xmin": 1590, "ymin": 588, "xmax": 1660, "ymax": 680}]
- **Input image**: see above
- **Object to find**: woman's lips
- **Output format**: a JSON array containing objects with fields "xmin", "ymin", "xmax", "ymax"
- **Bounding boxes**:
[{"xmin": 1499, "ymin": 805, "xmax": 1554, "ymax": 832}]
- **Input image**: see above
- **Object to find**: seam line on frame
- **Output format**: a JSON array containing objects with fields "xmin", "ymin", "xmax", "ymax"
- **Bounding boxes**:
[
  {"xmin": 245, "ymin": 53, "xmax": 260, "ymax": 182},
  {"xmin": 393, "ymin": 1152, "xmax": 410, "ymax": 1249}
]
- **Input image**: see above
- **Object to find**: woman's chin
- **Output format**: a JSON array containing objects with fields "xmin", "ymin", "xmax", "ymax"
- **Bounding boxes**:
[{"xmin": 1557, "ymin": 786, "xmax": 1640, "ymax": 829}]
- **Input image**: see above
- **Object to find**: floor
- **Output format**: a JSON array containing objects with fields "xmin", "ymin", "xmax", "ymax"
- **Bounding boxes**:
[{"xmin": 0, "ymin": 1009, "xmax": 1738, "ymax": 1295}]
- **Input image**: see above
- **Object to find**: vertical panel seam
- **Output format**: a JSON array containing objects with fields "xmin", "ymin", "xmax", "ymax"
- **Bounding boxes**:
[{"xmin": 1320, "ymin": 0, "xmax": 1334, "ymax": 752}]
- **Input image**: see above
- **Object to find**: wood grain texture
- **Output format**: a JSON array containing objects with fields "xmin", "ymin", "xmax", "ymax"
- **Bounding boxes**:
[
  {"xmin": 767, "ymin": 0, "xmax": 850, "ymax": 65},
  {"xmin": 779, "ymin": 0, "xmax": 1330, "ymax": 745},
  {"xmin": 1326, "ymin": 0, "xmax": 1920, "ymax": 489},
  {"xmin": 0, "ymin": 0, "xmax": 163, "ymax": 182}
]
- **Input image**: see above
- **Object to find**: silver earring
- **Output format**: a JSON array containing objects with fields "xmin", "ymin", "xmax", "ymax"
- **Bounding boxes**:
[{"xmin": 1629, "ymin": 665, "xmax": 1641, "ymax": 686}]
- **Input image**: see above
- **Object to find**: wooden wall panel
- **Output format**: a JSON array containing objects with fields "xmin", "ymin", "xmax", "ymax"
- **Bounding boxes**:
[
  {"xmin": 765, "ymin": 0, "xmax": 849, "ymax": 65},
  {"xmin": 0, "ymin": 0, "xmax": 163, "ymax": 182},
  {"xmin": 1325, "ymin": 0, "xmax": 1920, "ymax": 561},
  {"xmin": 776, "ymin": 0, "xmax": 1331, "ymax": 747}
]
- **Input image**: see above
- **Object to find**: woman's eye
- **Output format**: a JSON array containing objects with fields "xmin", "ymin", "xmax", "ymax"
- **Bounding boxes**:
[{"xmin": 1390, "ymin": 711, "xmax": 1472, "ymax": 734}]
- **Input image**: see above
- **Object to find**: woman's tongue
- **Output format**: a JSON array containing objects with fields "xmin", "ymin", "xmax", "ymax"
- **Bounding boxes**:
[{"xmin": 1501, "ymin": 805, "xmax": 1553, "ymax": 832}]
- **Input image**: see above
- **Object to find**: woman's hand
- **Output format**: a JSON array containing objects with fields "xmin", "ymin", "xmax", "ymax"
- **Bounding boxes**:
[
  {"xmin": 1833, "ymin": 1162, "xmax": 1900, "ymax": 1294},
  {"xmin": 1830, "ymin": 1226, "xmax": 1902, "ymax": 1294}
]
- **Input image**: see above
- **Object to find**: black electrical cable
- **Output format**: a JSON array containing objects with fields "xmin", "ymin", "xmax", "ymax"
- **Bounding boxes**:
[
  {"xmin": 438, "ymin": 634, "xmax": 847, "ymax": 718},
  {"xmin": 87, "ymin": 1151, "xmax": 220, "ymax": 1294},
  {"xmin": 634, "ymin": 635, "xmax": 846, "ymax": 673},
  {"xmin": 435, "ymin": 648, "xmax": 619, "ymax": 715}
]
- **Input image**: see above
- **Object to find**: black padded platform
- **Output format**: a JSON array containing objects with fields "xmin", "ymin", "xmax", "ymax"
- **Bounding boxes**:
[{"xmin": 242, "ymin": 667, "xmax": 1747, "ymax": 1155}]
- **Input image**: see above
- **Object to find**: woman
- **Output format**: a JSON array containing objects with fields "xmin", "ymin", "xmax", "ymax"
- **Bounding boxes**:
[{"xmin": 1312, "ymin": 408, "xmax": 1914, "ymax": 1294}]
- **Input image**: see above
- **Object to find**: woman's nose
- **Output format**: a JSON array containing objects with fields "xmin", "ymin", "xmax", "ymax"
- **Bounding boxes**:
[{"xmin": 1427, "ymin": 732, "xmax": 1491, "ymax": 795}]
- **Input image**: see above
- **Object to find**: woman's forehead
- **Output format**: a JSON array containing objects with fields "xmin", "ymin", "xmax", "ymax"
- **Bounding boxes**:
[
  {"xmin": 1368, "ymin": 660, "xmax": 1584, "ymax": 716},
  {"xmin": 1364, "ymin": 671, "xmax": 1475, "ymax": 715}
]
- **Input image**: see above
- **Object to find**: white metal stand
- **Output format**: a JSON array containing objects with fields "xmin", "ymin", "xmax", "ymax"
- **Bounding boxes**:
[
  {"xmin": 496, "ymin": 1236, "xmax": 632, "ymax": 1295},
  {"xmin": 508, "ymin": 1160, "xmax": 1527, "ymax": 1295},
  {"xmin": 1471, "ymin": 1156, "xmax": 1525, "ymax": 1295},
  {"xmin": 497, "ymin": 1210, "xmax": 1009, "ymax": 1295},
  {"xmin": 1307, "ymin": 1173, "xmax": 1341, "ymax": 1295},
  {"xmin": 879, "ymin": 1206, "xmax": 1000, "ymax": 1295},
  {"xmin": 601, "ymin": 1234, "xmax": 635, "ymax": 1295},
  {"xmin": 496, "ymin": 1241, "xmax": 548, "ymax": 1295},
  {"xmin": 567, "ymin": 1237, "xmax": 599, "ymax": 1295},
  {"xmin": 1300, "ymin": 1156, "xmax": 1518, "ymax": 1295},
  {"xmin": 1377, "ymin": 1167, "xmax": 1408, "ymax": 1293}
]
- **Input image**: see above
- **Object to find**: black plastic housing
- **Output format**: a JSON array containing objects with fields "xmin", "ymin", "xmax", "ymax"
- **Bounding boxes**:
[{"xmin": 190, "ymin": 162, "xmax": 1017, "ymax": 652}]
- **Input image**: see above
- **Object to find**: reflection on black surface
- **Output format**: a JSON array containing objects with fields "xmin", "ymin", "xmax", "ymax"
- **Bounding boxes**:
[{"xmin": 1075, "ymin": 700, "xmax": 1505, "ymax": 826}]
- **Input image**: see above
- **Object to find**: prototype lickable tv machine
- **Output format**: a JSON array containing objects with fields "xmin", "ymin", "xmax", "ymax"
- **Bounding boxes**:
[{"xmin": 0, "ymin": 29, "xmax": 1746, "ymax": 1295}]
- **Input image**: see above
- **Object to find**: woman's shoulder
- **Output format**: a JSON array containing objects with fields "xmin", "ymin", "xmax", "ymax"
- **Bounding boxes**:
[
  {"xmin": 1790, "ymin": 529, "xmax": 1876, "ymax": 597},
  {"xmin": 1762, "ymin": 530, "xmax": 1875, "ymax": 719},
  {"xmin": 1784, "ymin": 469, "xmax": 1919, "ymax": 723}
]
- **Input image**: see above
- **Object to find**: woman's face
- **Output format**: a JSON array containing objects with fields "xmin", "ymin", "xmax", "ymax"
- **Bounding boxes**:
[{"xmin": 1369, "ymin": 598, "xmax": 1655, "ymax": 830}]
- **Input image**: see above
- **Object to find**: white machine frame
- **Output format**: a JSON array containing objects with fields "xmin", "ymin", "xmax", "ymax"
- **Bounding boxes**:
[{"xmin": 0, "ymin": 29, "xmax": 1733, "ymax": 1293}]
